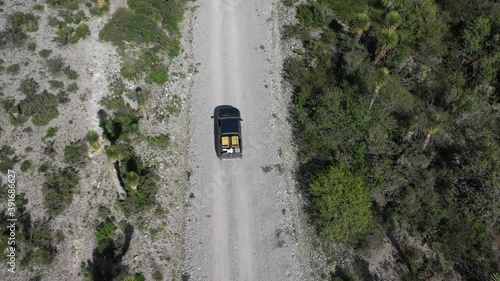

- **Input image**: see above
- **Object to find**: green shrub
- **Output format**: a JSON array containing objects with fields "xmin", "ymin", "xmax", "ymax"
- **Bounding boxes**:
[
  {"xmin": 19, "ymin": 90, "xmax": 59, "ymax": 126},
  {"xmin": 64, "ymin": 142, "xmax": 87, "ymax": 163},
  {"xmin": 96, "ymin": 221, "xmax": 116, "ymax": 254},
  {"xmin": 56, "ymin": 91, "xmax": 70, "ymax": 103},
  {"xmin": 64, "ymin": 66, "xmax": 78, "ymax": 79},
  {"xmin": 39, "ymin": 49, "xmax": 52, "ymax": 58},
  {"xmin": 147, "ymin": 135, "xmax": 170, "ymax": 148},
  {"xmin": 167, "ymin": 39, "xmax": 181, "ymax": 58},
  {"xmin": 89, "ymin": 0, "xmax": 109, "ymax": 16},
  {"xmin": 67, "ymin": 82, "xmax": 78, "ymax": 93},
  {"xmin": 42, "ymin": 167, "xmax": 79, "ymax": 215},
  {"xmin": 33, "ymin": 4, "xmax": 45, "ymax": 11},
  {"xmin": 309, "ymin": 164, "xmax": 372, "ymax": 244},
  {"xmin": 99, "ymin": 8, "xmax": 167, "ymax": 47},
  {"xmin": 20, "ymin": 160, "xmax": 31, "ymax": 172},
  {"xmin": 19, "ymin": 78, "xmax": 39, "ymax": 96},
  {"xmin": 9, "ymin": 12, "xmax": 39, "ymax": 32},
  {"xmin": 27, "ymin": 42, "xmax": 36, "ymax": 51},
  {"xmin": 0, "ymin": 26, "xmax": 27, "ymax": 48},
  {"xmin": 147, "ymin": 64, "xmax": 169, "ymax": 85},
  {"xmin": 6, "ymin": 64, "xmax": 20, "ymax": 73},
  {"xmin": 69, "ymin": 23, "xmax": 90, "ymax": 43},
  {"xmin": 73, "ymin": 10, "xmax": 87, "ymax": 24},
  {"xmin": 54, "ymin": 24, "xmax": 73, "ymax": 45},
  {"xmin": 46, "ymin": 0, "xmax": 78, "ymax": 9},
  {"xmin": 45, "ymin": 127, "xmax": 58, "ymax": 138},
  {"xmin": 48, "ymin": 80, "xmax": 64, "ymax": 89},
  {"xmin": 46, "ymin": 57, "xmax": 64, "ymax": 74},
  {"xmin": 0, "ymin": 145, "xmax": 18, "ymax": 173}
]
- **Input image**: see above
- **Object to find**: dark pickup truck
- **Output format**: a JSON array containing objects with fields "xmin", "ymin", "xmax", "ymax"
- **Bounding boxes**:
[{"xmin": 212, "ymin": 105, "xmax": 243, "ymax": 159}]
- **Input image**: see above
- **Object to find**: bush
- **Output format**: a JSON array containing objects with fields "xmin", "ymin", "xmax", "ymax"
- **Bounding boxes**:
[
  {"xmin": 39, "ymin": 49, "xmax": 52, "ymax": 58},
  {"xmin": 45, "ymin": 127, "xmax": 58, "ymax": 138},
  {"xmin": 48, "ymin": 80, "xmax": 64, "ymax": 89},
  {"xmin": 6, "ymin": 64, "xmax": 20, "ymax": 73},
  {"xmin": 96, "ymin": 221, "xmax": 116, "ymax": 254},
  {"xmin": 147, "ymin": 135, "xmax": 170, "ymax": 148},
  {"xmin": 19, "ymin": 78, "xmax": 39, "ymax": 96},
  {"xmin": 20, "ymin": 160, "xmax": 31, "ymax": 172},
  {"xmin": 27, "ymin": 42, "xmax": 36, "ymax": 51},
  {"xmin": 54, "ymin": 24, "xmax": 73, "ymax": 45},
  {"xmin": 64, "ymin": 66, "xmax": 78, "ymax": 79},
  {"xmin": 69, "ymin": 23, "xmax": 90, "ymax": 44},
  {"xmin": 42, "ymin": 167, "xmax": 79, "ymax": 215},
  {"xmin": 67, "ymin": 82, "xmax": 78, "ymax": 93},
  {"xmin": 46, "ymin": 57, "xmax": 64, "ymax": 74},
  {"xmin": 0, "ymin": 26, "xmax": 27, "ymax": 48},
  {"xmin": 19, "ymin": 91, "xmax": 59, "ymax": 126},
  {"xmin": 309, "ymin": 164, "xmax": 372, "ymax": 244},
  {"xmin": 64, "ymin": 142, "xmax": 87, "ymax": 163},
  {"xmin": 9, "ymin": 12, "xmax": 38, "ymax": 32},
  {"xmin": 0, "ymin": 145, "xmax": 18, "ymax": 173}
]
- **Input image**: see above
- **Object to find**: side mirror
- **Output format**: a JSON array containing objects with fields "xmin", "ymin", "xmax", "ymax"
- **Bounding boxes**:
[
  {"xmin": 239, "ymin": 118, "xmax": 243, "ymax": 121},
  {"xmin": 211, "ymin": 116, "xmax": 214, "ymax": 119}
]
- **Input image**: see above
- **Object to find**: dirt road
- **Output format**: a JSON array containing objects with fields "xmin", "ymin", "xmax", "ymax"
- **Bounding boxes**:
[{"xmin": 185, "ymin": 0, "xmax": 304, "ymax": 280}]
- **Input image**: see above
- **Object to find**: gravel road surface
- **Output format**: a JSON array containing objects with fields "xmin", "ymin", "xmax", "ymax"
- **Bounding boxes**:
[{"xmin": 184, "ymin": 0, "xmax": 305, "ymax": 280}]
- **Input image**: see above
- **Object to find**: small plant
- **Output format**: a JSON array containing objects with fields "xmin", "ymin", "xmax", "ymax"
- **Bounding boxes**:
[
  {"xmin": 261, "ymin": 166, "xmax": 273, "ymax": 173},
  {"xmin": 48, "ymin": 80, "xmax": 64, "ymax": 89},
  {"xmin": 42, "ymin": 166, "xmax": 79, "ymax": 215},
  {"xmin": 69, "ymin": 23, "xmax": 90, "ymax": 43},
  {"xmin": 73, "ymin": 10, "xmax": 87, "ymax": 24},
  {"xmin": 56, "ymin": 91, "xmax": 70, "ymax": 103},
  {"xmin": 27, "ymin": 42, "xmax": 36, "ymax": 51},
  {"xmin": 54, "ymin": 24, "xmax": 73, "ymax": 45},
  {"xmin": 6, "ymin": 64, "xmax": 20, "ymax": 73},
  {"xmin": 95, "ymin": 221, "xmax": 116, "ymax": 254},
  {"xmin": 189, "ymin": 192, "xmax": 195, "ymax": 199},
  {"xmin": 64, "ymin": 142, "xmax": 87, "ymax": 163},
  {"xmin": 86, "ymin": 130, "xmax": 103, "ymax": 154},
  {"xmin": 19, "ymin": 90, "xmax": 59, "ymax": 126},
  {"xmin": 19, "ymin": 78, "xmax": 39, "ymax": 96},
  {"xmin": 105, "ymin": 145, "xmax": 128, "ymax": 163},
  {"xmin": 46, "ymin": 57, "xmax": 64, "ymax": 74},
  {"xmin": 45, "ymin": 127, "xmax": 58, "ymax": 138},
  {"xmin": 64, "ymin": 66, "xmax": 78, "ymax": 79},
  {"xmin": 67, "ymin": 82, "xmax": 78, "ymax": 93},
  {"xmin": 123, "ymin": 171, "xmax": 140, "ymax": 190},
  {"xmin": 9, "ymin": 12, "xmax": 39, "ymax": 32},
  {"xmin": 20, "ymin": 160, "xmax": 32, "ymax": 172},
  {"xmin": 39, "ymin": 49, "xmax": 52, "ymax": 58},
  {"xmin": 147, "ymin": 135, "xmax": 170, "ymax": 148},
  {"xmin": 33, "ymin": 4, "xmax": 45, "ymax": 11}
]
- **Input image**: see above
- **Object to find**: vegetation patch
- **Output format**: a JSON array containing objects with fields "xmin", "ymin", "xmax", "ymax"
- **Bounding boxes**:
[
  {"xmin": 0, "ymin": 145, "xmax": 18, "ymax": 173},
  {"xmin": 0, "ymin": 195, "xmax": 57, "ymax": 268},
  {"xmin": 64, "ymin": 142, "xmax": 88, "ymax": 164},
  {"xmin": 14, "ymin": 90, "xmax": 60, "ymax": 126},
  {"xmin": 42, "ymin": 167, "xmax": 79, "ymax": 216},
  {"xmin": 287, "ymin": 0, "xmax": 500, "ymax": 279},
  {"xmin": 99, "ymin": 0, "xmax": 186, "ymax": 84}
]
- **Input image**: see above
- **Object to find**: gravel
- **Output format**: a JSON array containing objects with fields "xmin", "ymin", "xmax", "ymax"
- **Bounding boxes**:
[{"xmin": 183, "ymin": 0, "xmax": 312, "ymax": 280}]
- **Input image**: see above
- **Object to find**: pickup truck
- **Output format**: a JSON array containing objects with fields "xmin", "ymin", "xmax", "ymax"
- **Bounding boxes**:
[{"xmin": 212, "ymin": 105, "xmax": 243, "ymax": 159}]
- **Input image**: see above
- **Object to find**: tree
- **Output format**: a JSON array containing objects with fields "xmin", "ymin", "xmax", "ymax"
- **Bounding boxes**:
[
  {"xmin": 123, "ymin": 171, "xmax": 140, "ymax": 190},
  {"xmin": 353, "ymin": 13, "xmax": 370, "ymax": 41},
  {"xmin": 385, "ymin": 11, "xmax": 402, "ymax": 31},
  {"xmin": 86, "ymin": 130, "xmax": 103, "ymax": 154},
  {"xmin": 105, "ymin": 145, "xmax": 127, "ymax": 163},
  {"xmin": 374, "ymin": 28, "xmax": 398, "ymax": 64},
  {"xmin": 309, "ymin": 164, "xmax": 373, "ymax": 243},
  {"xmin": 369, "ymin": 67, "xmax": 390, "ymax": 109}
]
